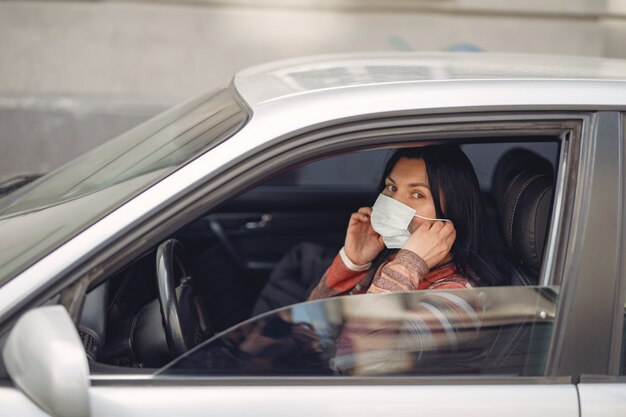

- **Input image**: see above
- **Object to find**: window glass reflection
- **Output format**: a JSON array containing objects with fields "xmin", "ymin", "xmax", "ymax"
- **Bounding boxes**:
[{"xmin": 156, "ymin": 287, "xmax": 557, "ymax": 378}]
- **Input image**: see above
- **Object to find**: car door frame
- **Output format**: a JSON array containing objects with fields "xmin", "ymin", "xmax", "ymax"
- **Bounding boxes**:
[
  {"xmin": 87, "ymin": 114, "xmax": 586, "ymax": 417},
  {"xmin": 0, "ymin": 108, "xmax": 615, "ymax": 417},
  {"xmin": 575, "ymin": 111, "xmax": 626, "ymax": 417}
]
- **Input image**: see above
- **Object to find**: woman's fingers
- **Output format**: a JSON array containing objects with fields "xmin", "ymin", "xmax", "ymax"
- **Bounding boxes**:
[
  {"xmin": 434, "ymin": 222, "xmax": 455, "ymax": 246},
  {"xmin": 445, "ymin": 224, "xmax": 457, "ymax": 247},
  {"xmin": 430, "ymin": 221, "xmax": 446, "ymax": 233},
  {"xmin": 440, "ymin": 221, "xmax": 454, "ymax": 236},
  {"xmin": 403, "ymin": 220, "xmax": 456, "ymax": 268},
  {"xmin": 422, "ymin": 220, "xmax": 453, "ymax": 235},
  {"xmin": 417, "ymin": 219, "xmax": 446, "ymax": 233},
  {"xmin": 418, "ymin": 220, "xmax": 432, "ymax": 231},
  {"xmin": 349, "ymin": 207, "xmax": 374, "ymax": 225},
  {"xmin": 345, "ymin": 207, "xmax": 384, "ymax": 265},
  {"xmin": 355, "ymin": 213, "xmax": 370, "ymax": 222}
]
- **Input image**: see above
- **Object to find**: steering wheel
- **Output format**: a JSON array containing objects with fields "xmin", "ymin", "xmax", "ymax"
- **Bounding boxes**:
[{"xmin": 155, "ymin": 239, "xmax": 201, "ymax": 357}]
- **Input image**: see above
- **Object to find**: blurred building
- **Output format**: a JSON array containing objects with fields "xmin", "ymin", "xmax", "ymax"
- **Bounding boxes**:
[{"xmin": 1, "ymin": 0, "xmax": 625, "ymax": 179}]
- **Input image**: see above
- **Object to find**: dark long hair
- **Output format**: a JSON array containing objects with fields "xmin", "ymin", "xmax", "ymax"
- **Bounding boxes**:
[{"xmin": 373, "ymin": 145, "xmax": 510, "ymax": 287}]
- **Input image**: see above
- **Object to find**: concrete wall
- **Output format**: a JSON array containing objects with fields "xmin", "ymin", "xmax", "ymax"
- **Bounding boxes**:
[
  {"xmin": 0, "ymin": 1, "xmax": 609, "ymax": 98},
  {"xmin": 0, "ymin": 0, "xmax": 623, "ymax": 180}
]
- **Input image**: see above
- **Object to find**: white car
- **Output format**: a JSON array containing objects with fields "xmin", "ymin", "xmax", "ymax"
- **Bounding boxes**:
[{"xmin": 1, "ymin": 52, "xmax": 625, "ymax": 417}]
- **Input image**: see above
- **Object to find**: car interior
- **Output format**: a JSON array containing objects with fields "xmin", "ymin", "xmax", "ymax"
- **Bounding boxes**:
[{"xmin": 79, "ymin": 137, "xmax": 560, "ymax": 373}]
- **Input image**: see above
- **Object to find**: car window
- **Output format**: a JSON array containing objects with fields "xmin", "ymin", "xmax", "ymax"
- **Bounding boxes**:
[
  {"xmin": 263, "ymin": 142, "xmax": 559, "ymax": 192},
  {"xmin": 0, "ymin": 88, "xmax": 246, "ymax": 286},
  {"xmin": 156, "ymin": 287, "xmax": 558, "ymax": 377},
  {"xmin": 88, "ymin": 138, "xmax": 562, "ymax": 376},
  {"xmin": 461, "ymin": 142, "xmax": 558, "ymax": 191},
  {"xmin": 264, "ymin": 149, "xmax": 390, "ymax": 188},
  {"xmin": 0, "ymin": 89, "xmax": 243, "ymax": 216}
]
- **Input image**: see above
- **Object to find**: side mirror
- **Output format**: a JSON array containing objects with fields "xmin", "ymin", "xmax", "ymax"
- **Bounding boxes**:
[{"xmin": 3, "ymin": 305, "xmax": 91, "ymax": 417}]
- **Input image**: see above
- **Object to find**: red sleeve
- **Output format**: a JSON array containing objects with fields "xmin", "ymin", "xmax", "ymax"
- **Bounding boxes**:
[{"xmin": 308, "ymin": 254, "xmax": 368, "ymax": 300}]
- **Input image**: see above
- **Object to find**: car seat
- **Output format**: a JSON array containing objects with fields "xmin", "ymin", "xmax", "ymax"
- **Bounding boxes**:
[
  {"xmin": 472, "ymin": 148, "xmax": 557, "ymax": 375},
  {"xmin": 492, "ymin": 148, "xmax": 554, "ymax": 286}
]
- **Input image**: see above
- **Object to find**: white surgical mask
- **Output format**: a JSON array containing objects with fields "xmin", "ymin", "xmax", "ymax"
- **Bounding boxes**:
[{"xmin": 370, "ymin": 193, "xmax": 451, "ymax": 249}]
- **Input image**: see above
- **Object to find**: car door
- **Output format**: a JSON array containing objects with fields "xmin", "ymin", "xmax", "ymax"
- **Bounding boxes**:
[
  {"xmin": 88, "ymin": 113, "xmax": 585, "ymax": 416},
  {"xmin": 576, "ymin": 112, "xmax": 626, "ymax": 417},
  {"xmin": 0, "ymin": 109, "xmax": 606, "ymax": 417}
]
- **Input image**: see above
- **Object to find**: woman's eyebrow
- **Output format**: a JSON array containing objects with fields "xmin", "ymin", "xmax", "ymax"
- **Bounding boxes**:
[{"xmin": 387, "ymin": 176, "xmax": 429, "ymax": 188}]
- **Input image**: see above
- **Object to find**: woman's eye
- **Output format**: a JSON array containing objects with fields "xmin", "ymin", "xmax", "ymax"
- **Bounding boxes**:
[
  {"xmin": 412, "ymin": 192, "xmax": 423, "ymax": 199},
  {"xmin": 386, "ymin": 184, "xmax": 396, "ymax": 193}
]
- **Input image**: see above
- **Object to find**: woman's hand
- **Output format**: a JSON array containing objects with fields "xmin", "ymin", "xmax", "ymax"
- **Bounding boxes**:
[
  {"xmin": 402, "ymin": 221, "xmax": 456, "ymax": 268},
  {"xmin": 344, "ymin": 207, "xmax": 385, "ymax": 265}
]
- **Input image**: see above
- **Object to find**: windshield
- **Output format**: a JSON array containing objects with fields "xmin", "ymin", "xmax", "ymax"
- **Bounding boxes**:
[
  {"xmin": 0, "ymin": 87, "xmax": 246, "ymax": 285},
  {"xmin": 156, "ymin": 286, "xmax": 557, "ymax": 378}
]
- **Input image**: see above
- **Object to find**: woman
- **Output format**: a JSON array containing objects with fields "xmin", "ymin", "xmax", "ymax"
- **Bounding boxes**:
[{"xmin": 309, "ymin": 145, "xmax": 509, "ymax": 299}]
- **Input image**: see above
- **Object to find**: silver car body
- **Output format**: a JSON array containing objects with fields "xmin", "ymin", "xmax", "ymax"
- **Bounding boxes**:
[{"xmin": 1, "ymin": 52, "xmax": 626, "ymax": 416}]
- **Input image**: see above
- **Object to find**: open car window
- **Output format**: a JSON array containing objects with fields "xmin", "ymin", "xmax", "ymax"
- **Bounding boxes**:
[{"xmin": 81, "ymin": 131, "xmax": 563, "ymax": 375}]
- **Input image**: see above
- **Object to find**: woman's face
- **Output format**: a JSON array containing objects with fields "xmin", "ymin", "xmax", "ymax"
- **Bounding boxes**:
[{"xmin": 382, "ymin": 157, "xmax": 440, "ymax": 233}]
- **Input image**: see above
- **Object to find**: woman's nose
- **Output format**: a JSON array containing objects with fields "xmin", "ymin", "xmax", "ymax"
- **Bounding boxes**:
[{"xmin": 391, "ymin": 194, "xmax": 411, "ymax": 207}]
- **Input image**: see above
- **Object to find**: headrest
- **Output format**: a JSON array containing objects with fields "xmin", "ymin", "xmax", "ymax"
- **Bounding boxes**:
[{"xmin": 493, "ymin": 149, "xmax": 554, "ymax": 274}]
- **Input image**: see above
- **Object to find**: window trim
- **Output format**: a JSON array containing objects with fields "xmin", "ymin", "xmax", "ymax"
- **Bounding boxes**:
[
  {"xmin": 90, "ymin": 375, "xmax": 573, "ymax": 386},
  {"xmin": 611, "ymin": 112, "xmax": 626, "ymax": 377},
  {"xmin": 546, "ymin": 111, "xmax": 623, "ymax": 381}
]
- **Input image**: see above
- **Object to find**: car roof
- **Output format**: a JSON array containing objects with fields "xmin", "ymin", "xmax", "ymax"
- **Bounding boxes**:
[{"xmin": 233, "ymin": 52, "xmax": 626, "ymax": 108}]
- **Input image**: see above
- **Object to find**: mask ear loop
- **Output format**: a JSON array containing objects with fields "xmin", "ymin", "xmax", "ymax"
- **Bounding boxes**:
[{"xmin": 413, "ymin": 213, "xmax": 451, "ymax": 222}]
